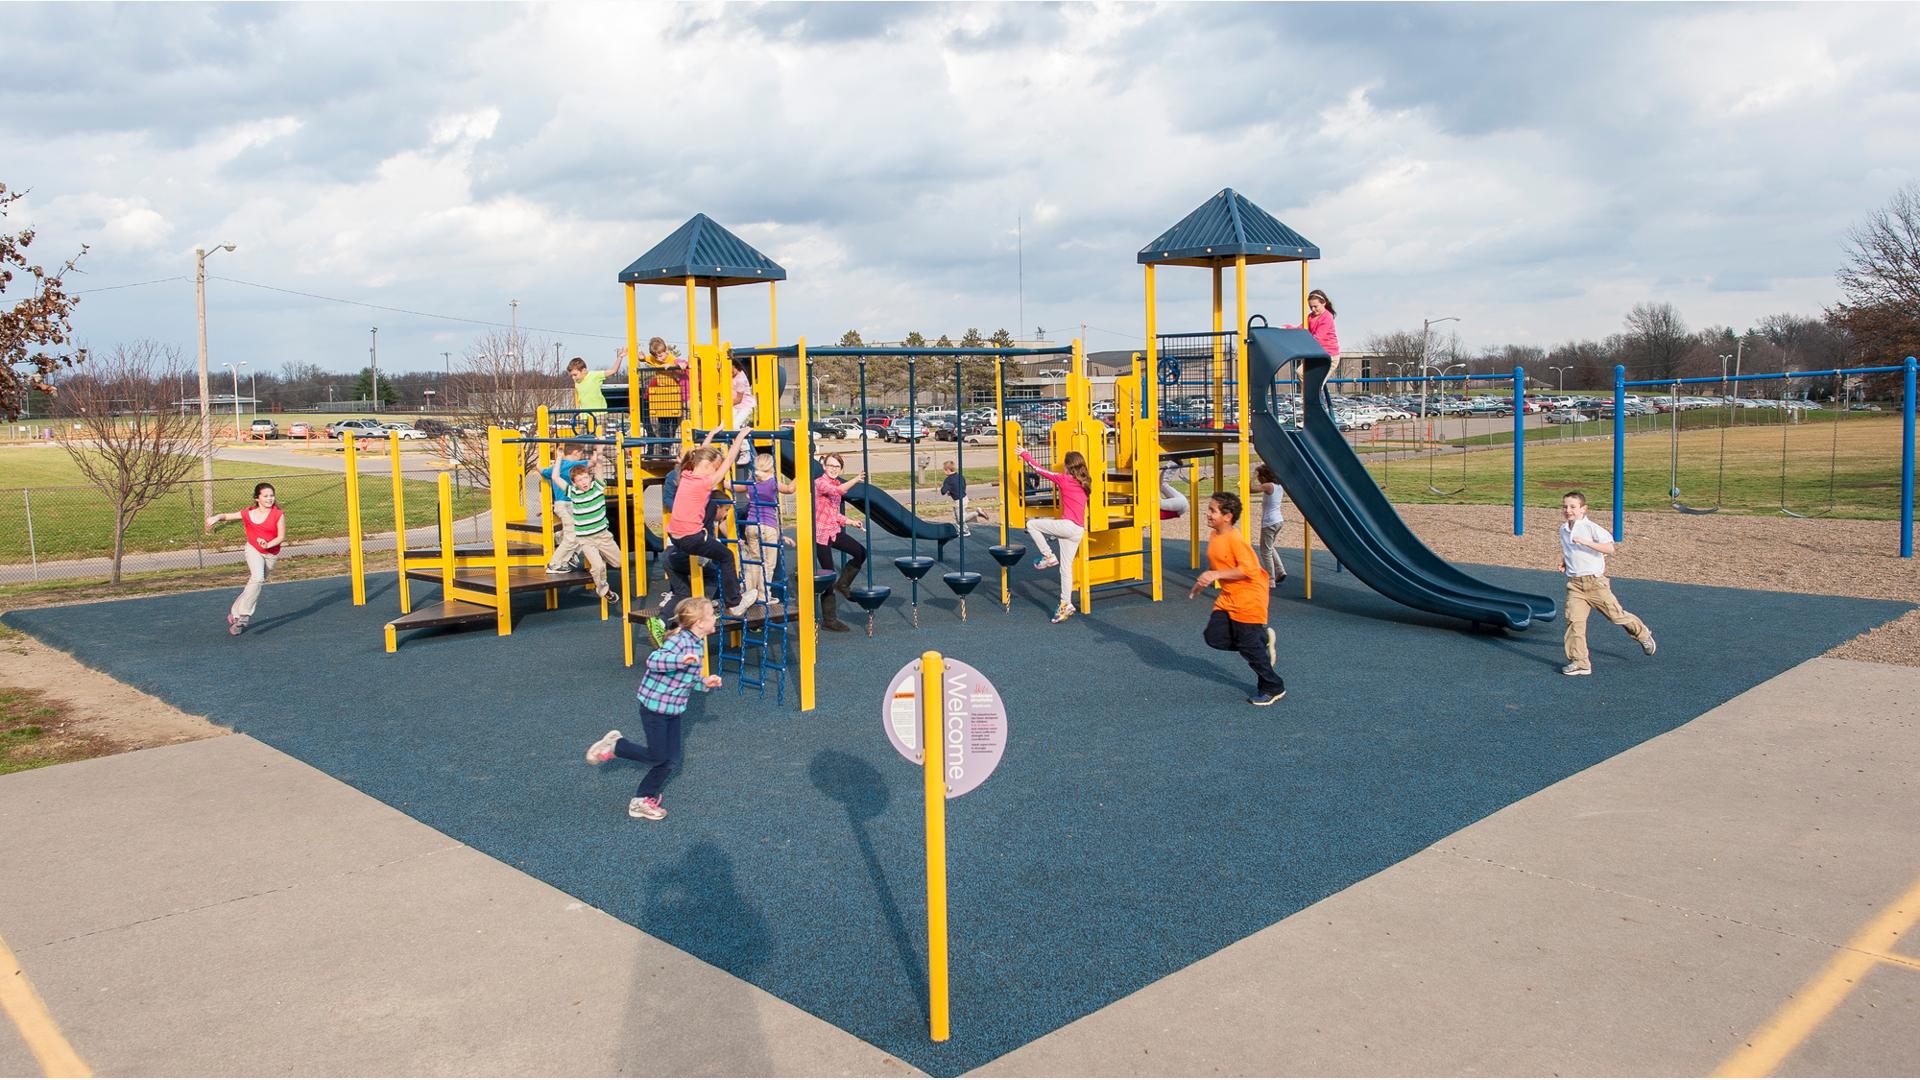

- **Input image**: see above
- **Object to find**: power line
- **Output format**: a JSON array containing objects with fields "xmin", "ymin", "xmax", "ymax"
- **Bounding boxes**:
[
  {"xmin": 72, "ymin": 275, "xmax": 189, "ymax": 295},
  {"xmin": 207, "ymin": 274, "xmax": 625, "ymax": 340}
]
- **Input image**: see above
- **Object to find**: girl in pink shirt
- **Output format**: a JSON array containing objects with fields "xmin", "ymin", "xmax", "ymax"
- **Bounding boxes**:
[
  {"xmin": 1298, "ymin": 289, "xmax": 1339, "ymax": 358},
  {"xmin": 665, "ymin": 428, "xmax": 755, "ymax": 617},
  {"xmin": 812, "ymin": 453, "xmax": 866, "ymax": 632},
  {"xmin": 1018, "ymin": 448, "xmax": 1092, "ymax": 623},
  {"xmin": 205, "ymin": 482, "xmax": 286, "ymax": 636}
]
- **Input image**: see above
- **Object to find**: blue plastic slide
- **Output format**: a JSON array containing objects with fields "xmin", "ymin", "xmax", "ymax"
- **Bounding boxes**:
[{"xmin": 1245, "ymin": 325, "xmax": 1556, "ymax": 630}]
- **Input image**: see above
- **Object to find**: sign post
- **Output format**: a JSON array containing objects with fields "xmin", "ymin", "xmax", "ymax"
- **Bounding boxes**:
[{"xmin": 883, "ymin": 650, "xmax": 1008, "ymax": 1044}]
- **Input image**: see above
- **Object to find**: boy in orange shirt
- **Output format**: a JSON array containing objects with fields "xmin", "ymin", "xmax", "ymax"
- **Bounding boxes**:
[{"xmin": 1189, "ymin": 492, "xmax": 1286, "ymax": 706}]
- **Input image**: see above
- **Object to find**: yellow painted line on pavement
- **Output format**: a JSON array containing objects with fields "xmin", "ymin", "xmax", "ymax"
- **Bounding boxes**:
[
  {"xmin": 0, "ymin": 932, "xmax": 90, "ymax": 1078},
  {"xmin": 1715, "ymin": 872, "xmax": 1920, "ymax": 1077}
]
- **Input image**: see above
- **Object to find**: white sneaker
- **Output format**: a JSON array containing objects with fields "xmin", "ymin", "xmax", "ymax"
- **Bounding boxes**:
[
  {"xmin": 586, "ymin": 730, "xmax": 620, "ymax": 764},
  {"xmin": 728, "ymin": 589, "xmax": 759, "ymax": 616},
  {"xmin": 1561, "ymin": 663, "xmax": 1592, "ymax": 676}
]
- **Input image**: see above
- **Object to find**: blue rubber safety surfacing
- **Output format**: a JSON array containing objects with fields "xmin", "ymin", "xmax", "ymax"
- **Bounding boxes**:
[{"xmin": 6, "ymin": 541, "xmax": 1909, "ymax": 1075}]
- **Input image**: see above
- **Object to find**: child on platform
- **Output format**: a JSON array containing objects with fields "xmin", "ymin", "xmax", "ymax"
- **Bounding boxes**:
[
  {"xmin": 1018, "ymin": 448, "xmax": 1092, "ymax": 624},
  {"xmin": 742, "ymin": 452, "xmax": 796, "ymax": 606},
  {"xmin": 566, "ymin": 462, "xmax": 624, "ymax": 607},
  {"xmin": 666, "ymin": 427, "xmax": 755, "ymax": 617},
  {"xmin": 586, "ymin": 598, "xmax": 723, "ymax": 821},
  {"xmin": 939, "ymin": 460, "xmax": 990, "ymax": 536},
  {"xmin": 1189, "ymin": 492, "xmax": 1286, "ymax": 706},
  {"xmin": 205, "ymin": 482, "xmax": 285, "ymax": 636},
  {"xmin": 1255, "ymin": 463, "xmax": 1288, "ymax": 585}
]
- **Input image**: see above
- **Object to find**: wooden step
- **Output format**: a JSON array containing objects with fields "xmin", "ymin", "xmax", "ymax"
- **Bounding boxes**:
[
  {"xmin": 505, "ymin": 520, "xmax": 543, "ymax": 534},
  {"xmin": 386, "ymin": 599, "xmax": 498, "ymax": 633},
  {"xmin": 404, "ymin": 566, "xmax": 597, "ymax": 592},
  {"xmin": 406, "ymin": 543, "xmax": 541, "ymax": 559}
]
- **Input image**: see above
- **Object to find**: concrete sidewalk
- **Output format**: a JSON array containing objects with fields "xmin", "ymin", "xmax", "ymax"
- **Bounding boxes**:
[{"xmin": 3, "ymin": 657, "xmax": 1917, "ymax": 1075}]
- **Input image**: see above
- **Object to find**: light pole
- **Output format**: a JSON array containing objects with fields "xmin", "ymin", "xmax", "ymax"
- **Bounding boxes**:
[
  {"xmin": 509, "ymin": 300, "xmax": 519, "ymax": 364},
  {"xmin": 222, "ymin": 361, "xmax": 246, "ymax": 438},
  {"xmin": 369, "ymin": 327, "xmax": 379, "ymax": 413},
  {"xmin": 194, "ymin": 241, "xmax": 237, "ymax": 517},
  {"xmin": 248, "ymin": 368, "xmax": 258, "ymax": 418},
  {"xmin": 442, "ymin": 351, "xmax": 452, "ymax": 410},
  {"xmin": 1419, "ymin": 316, "xmax": 1460, "ymax": 423},
  {"xmin": 1549, "ymin": 364, "xmax": 1573, "ymax": 393}
]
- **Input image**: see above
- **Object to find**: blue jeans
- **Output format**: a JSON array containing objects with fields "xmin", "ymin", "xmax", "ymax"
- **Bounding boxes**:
[{"xmin": 616, "ymin": 705, "xmax": 684, "ymax": 798}]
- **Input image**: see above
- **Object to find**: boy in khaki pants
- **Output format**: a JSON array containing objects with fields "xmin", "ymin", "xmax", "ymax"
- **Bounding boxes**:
[{"xmin": 1558, "ymin": 491, "xmax": 1656, "ymax": 675}]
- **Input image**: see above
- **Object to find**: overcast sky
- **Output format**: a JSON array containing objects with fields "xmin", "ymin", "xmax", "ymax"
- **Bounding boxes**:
[{"xmin": 7, "ymin": 1, "xmax": 1918, "ymax": 380}]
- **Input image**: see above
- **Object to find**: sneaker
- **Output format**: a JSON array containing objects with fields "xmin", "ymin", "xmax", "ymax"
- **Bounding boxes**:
[
  {"xmin": 728, "ymin": 589, "xmax": 759, "ymax": 617},
  {"xmin": 655, "ymin": 590, "xmax": 674, "ymax": 610},
  {"xmin": 599, "ymin": 589, "xmax": 620, "ymax": 609},
  {"xmin": 1264, "ymin": 627, "xmax": 1277, "ymax": 668},
  {"xmin": 586, "ymin": 730, "xmax": 621, "ymax": 764},
  {"xmin": 229, "ymin": 621, "xmax": 245, "ymax": 636},
  {"xmin": 544, "ymin": 564, "xmax": 569, "ymax": 575},
  {"xmin": 1033, "ymin": 556, "xmax": 1058, "ymax": 571},
  {"xmin": 1248, "ymin": 690, "xmax": 1287, "ymax": 706},
  {"xmin": 1561, "ymin": 663, "xmax": 1591, "ymax": 676},
  {"xmin": 646, "ymin": 616, "xmax": 668, "ymax": 647},
  {"xmin": 1050, "ymin": 602, "xmax": 1072, "ymax": 624},
  {"xmin": 961, "ymin": 528, "xmax": 972, "ymax": 537},
  {"xmin": 1641, "ymin": 635, "xmax": 1657, "ymax": 657},
  {"xmin": 628, "ymin": 796, "xmax": 667, "ymax": 820}
]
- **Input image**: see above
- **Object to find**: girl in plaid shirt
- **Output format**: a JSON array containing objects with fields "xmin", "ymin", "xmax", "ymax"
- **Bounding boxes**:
[{"xmin": 585, "ymin": 598, "xmax": 721, "ymax": 820}]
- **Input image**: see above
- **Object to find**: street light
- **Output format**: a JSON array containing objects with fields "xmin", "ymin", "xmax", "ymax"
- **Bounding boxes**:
[
  {"xmin": 248, "ymin": 368, "xmax": 258, "ymax": 419},
  {"xmin": 369, "ymin": 327, "xmax": 379, "ymax": 413},
  {"xmin": 194, "ymin": 241, "xmax": 237, "ymax": 517},
  {"xmin": 1419, "ymin": 316, "xmax": 1460, "ymax": 422},
  {"xmin": 1548, "ymin": 364, "xmax": 1574, "ymax": 393},
  {"xmin": 222, "ymin": 361, "xmax": 246, "ymax": 438}
]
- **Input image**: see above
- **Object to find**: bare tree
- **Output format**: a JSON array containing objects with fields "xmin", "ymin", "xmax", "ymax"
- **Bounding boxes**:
[
  {"xmin": 58, "ymin": 341, "xmax": 205, "ymax": 582},
  {"xmin": 1622, "ymin": 301, "xmax": 1690, "ymax": 380},
  {"xmin": 2, "ymin": 181, "xmax": 88, "ymax": 419},
  {"xmin": 1832, "ymin": 182, "xmax": 1920, "ymax": 370},
  {"xmin": 447, "ymin": 329, "xmax": 565, "ymax": 487}
]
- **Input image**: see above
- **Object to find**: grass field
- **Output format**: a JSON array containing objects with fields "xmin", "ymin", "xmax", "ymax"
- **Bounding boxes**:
[{"xmin": 0, "ymin": 448, "xmax": 490, "ymax": 563}]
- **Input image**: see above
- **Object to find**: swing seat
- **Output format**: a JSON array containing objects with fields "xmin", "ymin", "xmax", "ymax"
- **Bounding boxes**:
[{"xmin": 1670, "ymin": 501, "xmax": 1720, "ymax": 516}]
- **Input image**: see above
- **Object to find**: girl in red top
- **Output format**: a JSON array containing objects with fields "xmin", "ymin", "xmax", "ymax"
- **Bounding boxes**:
[
  {"xmin": 812, "ymin": 453, "xmax": 866, "ymax": 633},
  {"xmin": 1018, "ymin": 448, "xmax": 1092, "ymax": 624},
  {"xmin": 205, "ymin": 482, "xmax": 285, "ymax": 636}
]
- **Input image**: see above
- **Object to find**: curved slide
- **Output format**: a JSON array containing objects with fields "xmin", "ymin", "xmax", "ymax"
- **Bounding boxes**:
[
  {"xmin": 1245, "ymin": 326, "xmax": 1557, "ymax": 630},
  {"xmin": 776, "ymin": 441, "xmax": 959, "ymax": 556}
]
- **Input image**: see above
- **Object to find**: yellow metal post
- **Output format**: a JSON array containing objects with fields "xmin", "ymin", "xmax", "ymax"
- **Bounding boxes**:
[
  {"xmin": 796, "ymin": 340, "xmax": 817, "ymax": 711},
  {"xmin": 437, "ymin": 471, "xmax": 455, "ymax": 592},
  {"xmin": 685, "ymin": 277, "xmax": 699, "ymax": 431},
  {"xmin": 1189, "ymin": 460, "xmax": 1202, "ymax": 570},
  {"xmin": 536, "ymin": 405, "xmax": 555, "ymax": 566},
  {"xmin": 625, "ymin": 282, "xmax": 638, "ymax": 390},
  {"xmin": 994, "ymin": 358, "xmax": 1012, "ymax": 612},
  {"xmin": 488, "ymin": 427, "xmax": 513, "ymax": 636},
  {"xmin": 1211, "ymin": 267, "xmax": 1224, "ymax": 430},
  {"xmin": 1144, "ymin": 265, "xmax": 1158, "ymax": 422},
  {"xmin": 1073, "ymin": 340, "xmax": 1092, "ymax": 615},
  {"xmin": 920, "ymin": 650, "xmax": 950, "ymax": 1043},
  {"xmin": 344, "ymin": 434, "xmax": 365, "ymax": 605},
  {"xmin": 1235, "ymin": 254, "xmax": 1251, "ymax": 540},
  {"xmin": 390, "ymin": 431, "xmax": 411, "ymax": 612}
]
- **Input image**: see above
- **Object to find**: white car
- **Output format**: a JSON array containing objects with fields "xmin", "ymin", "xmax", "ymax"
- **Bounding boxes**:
[
  {"xmin": 1546, "ymin": 409, "xmax": 1592, "ymax": 425},
  {"xmin": 375, "ymin": 422, "xmax": 428, "ymax": 440}
]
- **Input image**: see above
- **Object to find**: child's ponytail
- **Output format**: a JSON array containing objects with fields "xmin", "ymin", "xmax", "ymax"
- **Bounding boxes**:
[{"xmin": 1062, "ymin": 451, "xmax": 1093, "ymax": 496}]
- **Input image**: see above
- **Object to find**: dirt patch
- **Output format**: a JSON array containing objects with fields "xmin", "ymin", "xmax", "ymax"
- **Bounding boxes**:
[
  {"xmin": 0, "ymin": 624, "xmax": 226, "ymax": 764},
  {"xmin": 1391, "ymin": 505, "xmax": 1918, "ymax": 666}
]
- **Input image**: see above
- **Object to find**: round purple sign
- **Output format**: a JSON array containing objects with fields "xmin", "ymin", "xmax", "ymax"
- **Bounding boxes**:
[{"xmin": 882, "ymin": 657, "xmax": 1007, "ymax": 799}]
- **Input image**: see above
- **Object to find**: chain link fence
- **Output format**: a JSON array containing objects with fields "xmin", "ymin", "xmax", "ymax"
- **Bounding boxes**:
[{"xmin": 0, "ymin": 471, "xmax": 490, "ymax": 585}]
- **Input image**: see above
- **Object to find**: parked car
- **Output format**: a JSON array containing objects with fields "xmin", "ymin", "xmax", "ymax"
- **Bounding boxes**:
[
  {"xmin": 375, "ymin": 422, "xmax": 428, "ymax": 440},
  {"xmin": 249, "ymin": 418, "xmax": 278, "ymax": 438},
  {"xmin": 286, "ymin": 421, "xmax": 313, "ymax": 439},
  {"xmin": 1546, "ymin": 409, "xmax": 1592, "ymax": 425},
  {"xmin": 326, "ymin": 418, "xmax": 384, "ymax": 439},
  {"xmin": 885, "ymin": 419, "xmax": 928, "ymax": 442}
]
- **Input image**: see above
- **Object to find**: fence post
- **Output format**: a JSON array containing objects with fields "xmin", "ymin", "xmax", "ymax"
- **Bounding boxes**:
[
  {"xmin": 1903, "ymin": 355, "xmax": 1915, "ymax": 559},
  {"xmin": 1513, "ymin": 365, "xmax": 1525, "ymax": 536},
  {"xmin": 23, "ymin": 489, "xmax": 37, "ymax": 581},
  {"xmin": 1613, "ymin": 364, "xmax": 1626, "ymax": 541}
]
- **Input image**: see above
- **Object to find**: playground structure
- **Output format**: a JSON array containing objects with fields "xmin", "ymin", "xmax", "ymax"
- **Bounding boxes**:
[{"xmin": 338, "ymin": 194, "xmax": 1920, "ymax": 713}]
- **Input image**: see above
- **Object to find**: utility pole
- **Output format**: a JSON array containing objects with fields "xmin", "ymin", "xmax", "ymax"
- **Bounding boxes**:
[
  {"xmin": 509, "ymin": 299, "xmax": 519, "ymax": 364},
  {"xmin": 370, "ymin": 326, "xmax": 380, "ymax": 412},
  {"xmin": 193, "ymin": 242, "xmax": 236, "ymax": 518},
  {"xmin": 443, "ymin": 351, "xmax": 452, "ymax": 409}
]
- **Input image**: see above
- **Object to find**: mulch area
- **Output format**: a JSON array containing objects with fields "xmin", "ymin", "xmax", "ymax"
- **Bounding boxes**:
[{"xmin": 1390, "ymin": 505, "xmax": 1918, "ymax": 666}]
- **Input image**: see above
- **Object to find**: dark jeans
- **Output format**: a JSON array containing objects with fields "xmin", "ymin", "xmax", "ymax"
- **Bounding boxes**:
[
  {"xmin": 616, "ymin": 705, "xmax": 683, "ymax": 798},
  {"xmin": 668, "ymin": 527, "xmax": 741, "ymax": 606},
  {"xmin": 815, "ymin": 532, "xmax": 867, "ymax": 578},
  {"xmin": 1204, "ymin": 609, "xmax": 1285, "ymax": 695}
]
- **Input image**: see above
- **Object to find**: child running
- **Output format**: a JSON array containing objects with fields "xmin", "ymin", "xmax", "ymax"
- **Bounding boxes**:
[
  {"xmin": 205, "ymin": 482, "xmax": 285, "ymax": 636},
  {"xmin": 586, "ymin": 598, "xmax": 723, "ymax": 821},
  {"xmin": 1255, "ymin": 463, "xmax": 1289, "ymax": 585},
  {"xmin": 565, "ymin": 462, "xmax": 625, "ymax": 607},
  {"xmin": 1557, "ymin": 490, "xmax": 1657, "ymax": 676},
  {"xmin": 541, "ymin": 442, "xmax": 595, "ymax": 575},
  {"xmin": 666, "ymin": 427, "xmax": 756, "ymax": 617},
  {"xmin": 1189, "ymin": 492, "xmax": 1286, "ymax": 706},
  {"xmin": 938, "ymin": 460, "xmax": 990, "ymax": 536},
  {"xmin": 812, "ymin": 452, "xmax": 866, "ymax": 633},
  {"xmin": 1018, "ymin": 447, "xmax": 1091, "ymax": 623}
]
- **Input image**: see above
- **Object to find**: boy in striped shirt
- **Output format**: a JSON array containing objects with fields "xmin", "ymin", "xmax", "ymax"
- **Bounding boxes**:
[
  {"xmin": 566, "ymin": 462, "xmax": 624, "ymax": 606},
  {"xmin": 586, "ymin": 598, "xmax": 721, "ymax": 820}
]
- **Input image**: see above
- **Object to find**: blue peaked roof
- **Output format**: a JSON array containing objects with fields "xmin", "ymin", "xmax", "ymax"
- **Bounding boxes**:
[
  {"xmin": 1138, "ymin": 188, "xmax": 1319, "ymax": 266},
  {"xmin": 618, "ymin": 214, "xmax": 787, "ymax": 287}
]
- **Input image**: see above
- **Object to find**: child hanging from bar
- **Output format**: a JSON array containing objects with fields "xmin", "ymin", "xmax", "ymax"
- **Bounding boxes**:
[{"xmin": 665, "ymin": 427, "xmax": 756, "ymax": 618}]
